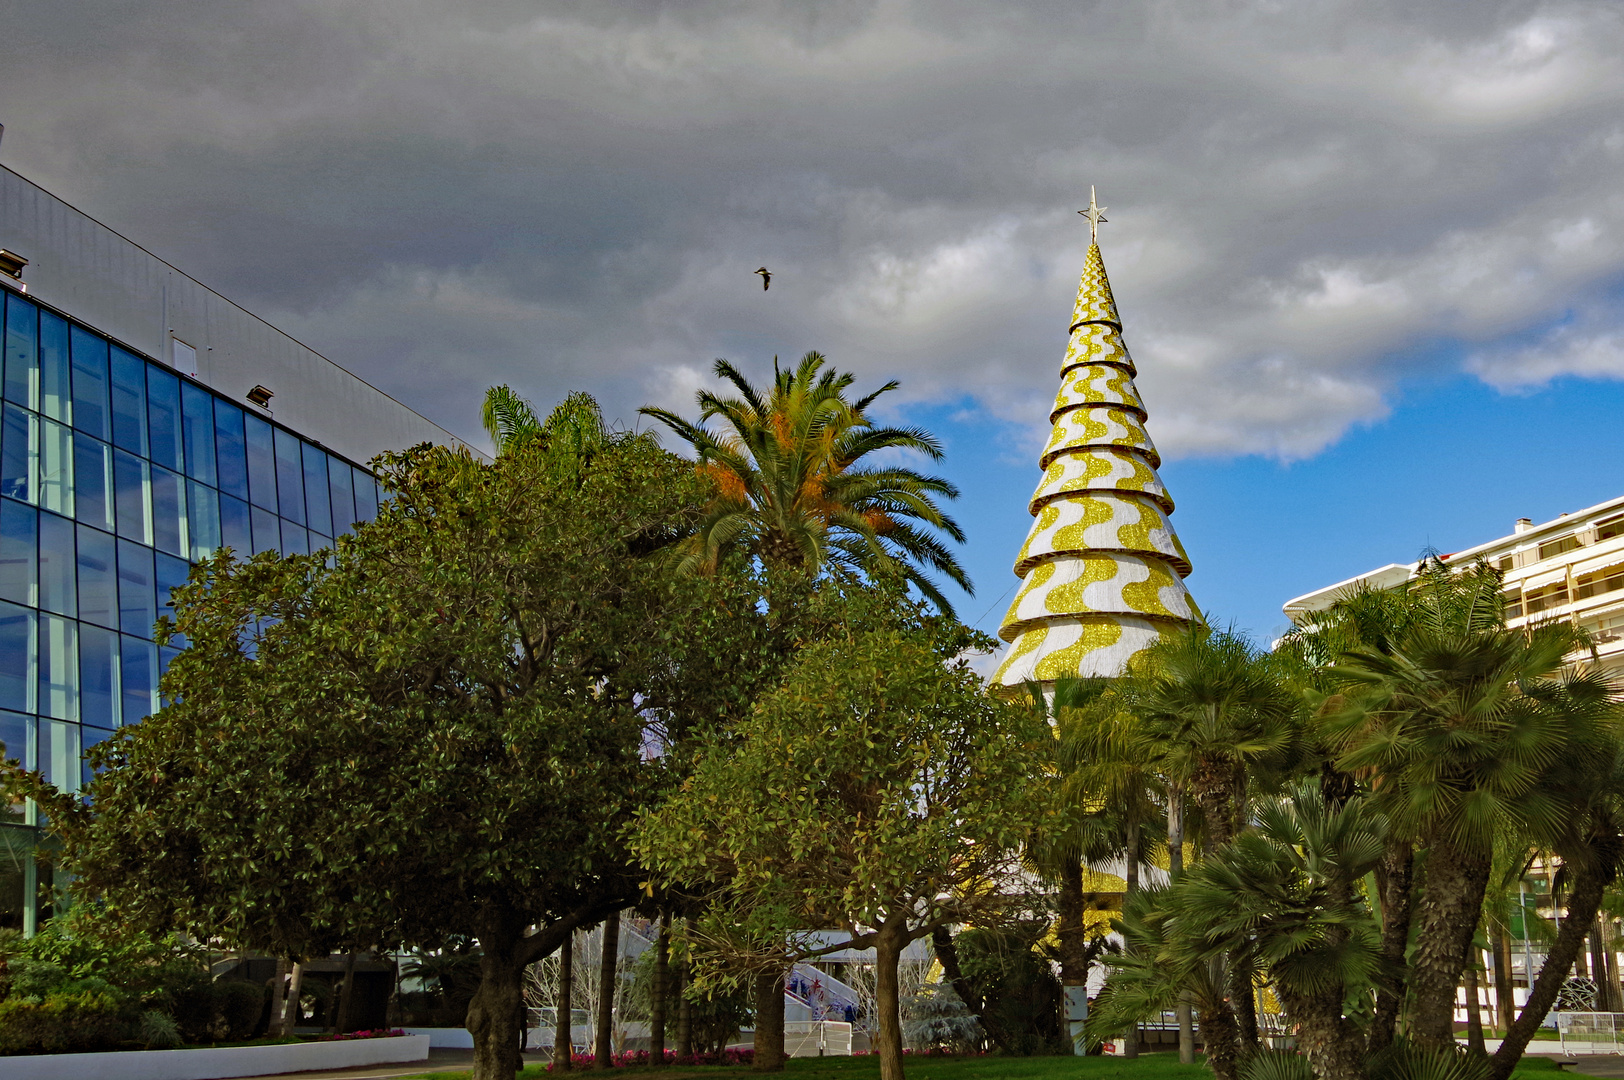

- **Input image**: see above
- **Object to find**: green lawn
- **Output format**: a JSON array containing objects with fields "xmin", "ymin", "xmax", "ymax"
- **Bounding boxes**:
[{"xmin": 401, "ymin": 1050, "xmax": 1570, "ymax": 1080}]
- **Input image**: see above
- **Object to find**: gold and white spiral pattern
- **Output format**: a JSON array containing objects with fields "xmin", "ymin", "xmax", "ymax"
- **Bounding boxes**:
[
  {"xmin": 1015, "ymin": 492, "xmax": 1191, "ymax": 577},
  {"xmin": 1029, "ymin": 448, "xmax": 1172, "ymax": 513},
  {"xmin": 1000, "ymin": 553, "xmax": 1197, "ymax": 640},
  {"xmin": 994, "ymin": 615, "xmax": 1171, "ymax": 685},
  {"xmin": 1050, "ymin": 364, "xmax": 1146, "ymax": 422},
  {"xmin": 1040, "ymin": 407, "xmax": 1158, "ymax": 469},
  {"xmin": 1062, "ymin": 323, "xmax": 1135, "ymax": 377},
  {"xmin": 1069, "ymin": 244, "xmax": 1122, "ymax": 329}
]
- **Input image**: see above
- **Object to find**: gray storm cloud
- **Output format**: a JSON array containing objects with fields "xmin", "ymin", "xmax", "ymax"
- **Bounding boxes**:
[{"xmin": 2, "ymin": 0, "xmax": 1622, "ymax": 459}]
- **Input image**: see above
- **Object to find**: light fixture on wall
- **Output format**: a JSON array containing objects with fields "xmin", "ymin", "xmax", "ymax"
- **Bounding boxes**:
[
  {"xmin": 246, "ymin": 385, "xmax": 275, "ymax": 408},
  {"xmin": 0, "ymin": 249, "xmax": 27, "ymax": 280}
]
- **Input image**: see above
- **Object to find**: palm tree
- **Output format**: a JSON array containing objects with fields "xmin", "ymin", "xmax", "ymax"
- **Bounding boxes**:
[
  {"xmin": 639, "ymin": 352, "xmax": 970, "ymax": 615},
  {"xmin": 1321, "ymin": 560, "xmax": 1616, "ymax": 1052}
]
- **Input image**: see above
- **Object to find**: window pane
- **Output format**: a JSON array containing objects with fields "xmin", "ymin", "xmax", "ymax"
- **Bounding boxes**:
[
  {"xmin": 188, "ymin": 482, "xmax": 220, "ymax": 561},
  {"xmin": 83, "ymin": 723, "xmax": 115, "ymax": 789},
  {"xmin": 80, "ymin": 625, "xmax": 120, "ymax": 729},
  {"xmin": 146, "ymin": 366, "xmax": 182, "ymax": 473},
  {"xmin": 41, "ymin": 718, "xmax": 80, "ymax": 794},
  {"xmin": 70, "ymin": 326, "xmax": 111, "ymax": 441},
  {"xmin": 0, "ymin": 601, "xmax": 34, "ymax": 713},
  {"xmin": 273, "ymin": 429, "xmax": 305, "ymax": 525},
  {"xmin": 180, "ymin": 382, "xmax": 216, "ymax": 486},
  {"xmin": 37, "ymin": 512, "xmax": 75, "ymax": 618},
  {"xmin": 1, "ymin": 404, "xmax": 36, "ymax": 504},
  {"xmin": 0, "ymin": 500, "xmax": 36, "ymax": 607},
  {"xmin": 327, "ymin": 455, "xmax": 355, "ymax": 534},
  {"xmin": 120, "ymin": 636, "xmax": 158, "ymax": 725},
  {"xmin": 244, "ymin": 413, "xmax": 276, "ymax": 510},
  {"xmin": 73, "ymin": 433, "xmax": 114, "ymax": 532},
  {"xmin": 77, "ymin": 525, "xmax": 117, "ymax": 629},
  {"xmin": 113, "ymin": 450, "xmax": 151, "ymax": 544},
  {"xmin": 301, "ymin": 443, "xmax": 332, "ymax": 537},
  {"xmin": 280, "ymin": 520, "xmax": 309, "ymax": 557},
  {"xmin": 38, "ymin": 418, "xmax": 72, "ymax": 518},
  {"xmin": 37, "ymin": 614, "xmax": 77, "ymax": 721},
  {"xmin": 3, "ymin": 295, "xmax": 38, "ymax": 412},
  {"xmin": 38, "ymin": 311, "xmax": 70, "ymax": 425},
  {"xmin": 352, "ymin": 466, "xmax": 377, "ymax": 524},
  {"xmin": 250, "ymin": 505, "xmax": 280, "ymax": 556},
  {"xmin": 109, "ymin": 346, "xmax": 148, "ymax": 456},
  {"xmin": 155, "ymin": 552, "xmax": 190, "ymax": 646},
  {"xmin": 0, "ymin": 710, "xmax": 33, "ymax": 769},
  {"xmin": 117, "ymin": 539, "xmax": 156, "ymax": 640},
  {"xmin": 150, "ymin": 465, "xmax": 186, "ymax": 558},
  {"xmin": 219, "ymin": 493, "xmax": 251, "ymax": 557},
  {"xmin": 214, "ymin": 400, "xmax": 248, "ymax": 500}
]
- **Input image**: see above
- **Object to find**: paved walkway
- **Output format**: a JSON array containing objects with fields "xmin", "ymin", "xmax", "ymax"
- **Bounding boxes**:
[{"xmin": 236, "ymin": 1047, "xmax": 480, "ymax": 1079}]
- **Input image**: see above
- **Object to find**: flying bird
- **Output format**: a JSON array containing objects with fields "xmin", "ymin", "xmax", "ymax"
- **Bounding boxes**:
[{"xmin": 755, "ymin": 266, "xmax": 771, "ymax": 291}]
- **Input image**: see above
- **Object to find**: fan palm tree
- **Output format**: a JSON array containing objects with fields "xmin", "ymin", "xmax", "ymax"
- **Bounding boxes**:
[{"xmin": 639, "ymin": 352, "xmax": 970, "ymax": 615}]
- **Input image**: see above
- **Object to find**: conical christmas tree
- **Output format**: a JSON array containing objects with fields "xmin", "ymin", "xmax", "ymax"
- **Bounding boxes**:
[{"xmin": 993, "ymin": 204, "xmax": 1199, "ymax": 689}]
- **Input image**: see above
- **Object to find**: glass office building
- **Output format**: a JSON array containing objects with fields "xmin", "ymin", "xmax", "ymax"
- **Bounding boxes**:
[{"xmin": 0, "ymin": 162, "xmax": 474, "ymax": 933}]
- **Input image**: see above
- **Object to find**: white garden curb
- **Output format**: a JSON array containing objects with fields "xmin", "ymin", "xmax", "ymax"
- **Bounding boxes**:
[{"xmin": 0, "ymin": 1032, "xmax": 430, "ymax": 1080}]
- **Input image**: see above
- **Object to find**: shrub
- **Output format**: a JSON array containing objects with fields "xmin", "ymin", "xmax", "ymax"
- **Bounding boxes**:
[
  {"xmin": 139, "ymin": 1009, "xmax": 182, "ymax": 1049},
  {"xmin": 0, "ymin": 989, "xmax": 134, "ymax": 1055},
  {"xmin": 216, "ymin": 980, "xmax": 269, "ymax": 1041}
]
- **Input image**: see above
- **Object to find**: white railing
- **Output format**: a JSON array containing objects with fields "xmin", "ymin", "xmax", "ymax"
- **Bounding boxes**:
[
  {"xmin": 1552, "ymin": 1012, "xmax": 1624, "ymax": 1054},
  {"xmin": 785, "ymin": 1020, "xmax": 853, "ymax": 1057}
]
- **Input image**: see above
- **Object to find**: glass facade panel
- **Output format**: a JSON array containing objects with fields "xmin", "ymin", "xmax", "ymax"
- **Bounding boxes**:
[
  {"xmin": 120, "ymin": 636, "xmax": 157, "ymax": 725},
  {"xmin": 244, "ymin": 414, "xmax": 276, "ymax": 510},
  {"xmin": 109, "ymin": 347, "xmax": 148, "ymax": 456},
  {"xmin": 3, "ymin": 295, "xmax": 38, "ymax": 411},
  {"xmin": 36, "ymin": 513, "xmax": 74, "ymax": 619},
  {"xmin": 80, "ymin": 625, "xmax": 119, "ymax": 730},
  {"xmin": 328, "ymin": 455, "xmax": 355, "ymax": 532},
  {"xmin": 219, "ymin": 493, "xmax": 251, "ymax": 556},
  {"xmin": 38, "ymin": 312, "xmax": 70, "ymax": 426},
  {"xmin": 188, "ymin": 482, "xmax": 220, "ymax": 561},
  {"xmin": 112, "ymin": 450, "xmax": 151, "ymax": 545},
  {"xmin": 38, "ymin": 419, "xmax": 72, "ymax": 518},
  {"xmin": 251, "ymin": 506, "xmax": 280, "ymax": 556},
  {"xmin": 301, "ymin": 443, "xmax": 332, "ymax": 537},
  {"xmin": 273, "ymin": 428, "xmax": 305, "ymax": 525},
  {"xmin": 155, "ymin": 553, "xmax": 190, "ymax": 643},
  {"xmin": 37, "ymin": 614, "xmax": 77, "ymax": 721},
  {"xmin": 149, "ymin": 465, "xmax": 186, "ymax": 558},
  {"xmin": 73, "ymin": 434, "xmax": 114, "ymax": 532},
  {"xmin": 0, "ymin": 501, "xmax": 36, "ymax": 608},
  {"xmin": 214, "ymin": 400, "xmax": 248, "ymax": 501},
  {"xmin": 146, "ymin": 366, "xmax": 182, "ymax": 473},
  {"xmin": 1, "ymin": 405, "xmax": 36, "ymax": 504},
  {"xmin": 76, "ymin": 526, "xmax": 117, "ymax": 629},
  {"xmin": 353, "ymin": 467, "xmax": 378, "ymax": 523},
  {"xmin": 0, "ymin": 711, "xmax": 32, "ymax": 768},
  {"xmin": 69, "ymin": 327, "xmax": 110, "ymax": 442},
  {"xmin": 180, "ymin": 382, "xmax": 216, "ymax": 486},
  {"xmin": 82, "ymin": 724, "xmax": 115, "ymax": 789},
  {"xmin": 0, "ymin": 602, "xmax": 33, "ymax": 713},
  {"xmin": 281, "ymin": 521, "xmax": 309, "ymax": 557},
  {"xmin": 41, "ymin": 718, "xmax": 79, "ymax": 795},
  {"xmin": 116, "ymin": 540, "xmax": 155, "ymax": 640}
]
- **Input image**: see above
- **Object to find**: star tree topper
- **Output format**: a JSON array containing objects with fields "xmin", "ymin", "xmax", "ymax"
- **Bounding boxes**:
[{"xmin": 1078, "ymin": 186, "xmax": 1107, "ymax": 243}]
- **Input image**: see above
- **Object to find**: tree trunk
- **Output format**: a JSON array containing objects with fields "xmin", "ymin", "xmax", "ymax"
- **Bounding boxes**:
[
  {"xmin": 1591, "ymin": 918, "xmax": 1612, "ymax": 1012},
  {"xmin": 1169, "ymin": 783, "xmax": 1195, "ymax": 1066},
  {"xmin": 873, "ymin": 923, "xmax": 909, "ymax": 1080},
  {"xmin": 1276, "ymin": 979, "xmax": 1366, "ymax": 1080},
  {"xmin": 336, "ymin": 950, "xmax": 359, "ymax": 1035},
  {"xmin": 752, "ymin": 967, "xmax": 785, "ymax": 1073},
  {"xmin": 282, "ymin": 962, "xmax": 305, "ymax": 1036},
  {"xmin": 676, "ymin": 950, "xmax": 694, "ymax": 1061},
  {"xmin": 468, "ymin": 910, "xmax": 531, "ymax": 1080},
  {"xmin": 268, "ymin": 957, "xmax": 288, "ymax": 1038},
  {"xmin": 596, "ymin": 911, "xmax": 620, "ymax": 1068},
  {"xmin": 1232, "ymin": 954, "xmax": 1260, "ymax": 1057},
  {"xmin": 1369, "ymin": 841, "xmax": 1414, "ymax": 1055},
  {"xmin": 1198, "ymin": 988, "xmax": 1243, "ymax": 1080},
  {"xmin": 651, "ymin": 915, "xmax": 669, "ymax": 1066},
  {"xmin": 1465, "ymin": 960, "xmax": 1486, "ymax": 1055},
  {"xmin": 1057, "ymin": 859, "xmax": 1090, "ymax": 1056},
  {"xmin": 1124, "ymin": 818, "xmax": 1140, "ymax": 1059},
  {"xmin": 932, "ymin": 924, "xmax": 1011, "ymax": 1051},
  {"xmin": 556, "ymin": 930, "xmax": 574, "ymax": 1071},
  {"xmin": 1492, "ymin": 927, "xmax": 1515, "ymax": 1036},
  {"xmin": 1192, "ymin": 752, "xmax": 1241, "ymax": 848},
  {"xmin": 1410, "ymin": 838, "xmax": 1492, "ymax": 1051},
  {"xmin": 1489, "ymin": 863, "xmax": 1613, "ymax": 1080}
]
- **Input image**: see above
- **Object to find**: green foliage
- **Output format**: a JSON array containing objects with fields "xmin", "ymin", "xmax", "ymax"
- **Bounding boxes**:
[
  {"xmin": 902, "ymin": 982, "xmax": 982, "ymax": 1054},
  {"xmin": 1367, "ymin": 1039, "xmax": 1490, "ymax": 1080},
  {"xmin": 0, "ymin": 988, "xmax": 133, "ymax": 1055},
  {"xmin": 1239, "ymin": 1051, "xmax": 1314, "ymax": 1080},
  {"xmin": 953, "ymin": 927, "xmax": 1064, "ymax": 1056},
  {"xmin": 640, "ymin": 351, "xmax": 971, "ymax": 615},
  {"xmin": 138, "ymin": 1008, "xmax": 182, "ymax": 1049}
]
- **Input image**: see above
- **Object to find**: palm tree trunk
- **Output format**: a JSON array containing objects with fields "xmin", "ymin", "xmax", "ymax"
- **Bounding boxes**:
[
  {"xmin": 1277, "ymin": 979, "xmax": 1366, "ymax": 1080},
  {"xmin": 1591, "ymin": 918, "xmax": 1612, "ymax": 1012},
  {"xmin": 1232, "ymin": 955, "xmax": 1260, "ymax": 1055},
  {"xmin": 1411, "ymin": 837, "xmax": 1492, "ymax": 1051},
  {"xmin": 1492, "ymin": 927, "xmax": 1515, "ymax": 1036},
  {"xmin": 1199, "ymin": 986, "xmax": 1244, "ymax": 1080},
  {"xmin": 651, "ymin": 915, "xmax": 670, "ymax": 1066},
  {"xmin": 1465, "ymin": 960, "xmax": 1486, "ymax": 1055},
  {"xmin": 1124, "ymin": 818, "xmax": 1141, "ymax": 1059},
  {"xmin": 1169, "ymin": 783, "xmax": 1195, "ymax": 1066},
  {"xmin": 1369, "ymin": 841, "xmax": 1414, "ymax": 1054},
  {"xmin": 752, "ymin": 967, "xmax": 786, "ymax": 1073},
  {"xmin": 596, "ymin": 911, "xmax": 620, "ymax": 1068},
  {"xmin": 1057, "ymin": 859, "xmax": 1090, "ymax": 1056},
  {"xmin": 556, "ymin": 931, "xmax": 574, "ymax": 1071},
  {"xmin": 1489, "ymin": 864, "xmax": 1613, "ymax": 1080}
]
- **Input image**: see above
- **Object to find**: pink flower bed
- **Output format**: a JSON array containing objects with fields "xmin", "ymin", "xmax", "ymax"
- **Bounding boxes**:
[
  {"xmin": 546, "ymin": 1048, "xmax": 755, "ymax": 1069},
  {"xmin": 319, "ymin": 1028, "xmax": 409, "ymax": 1042}
]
